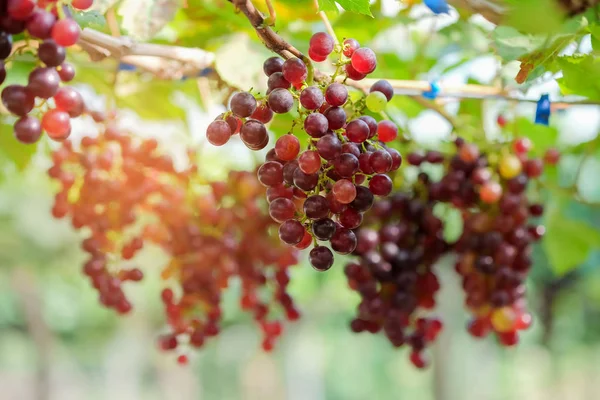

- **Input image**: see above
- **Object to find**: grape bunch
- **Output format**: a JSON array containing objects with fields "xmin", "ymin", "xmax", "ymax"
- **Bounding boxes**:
[
  {"xmin": 1, "ymin": 0, "xmax": 92, "ymax": 143},
  {"xmin": 48, "ymin": 113, "xmax": 188, "ymax": 314},
  {"xmin": 205, "ymin": 32, "xmax": 403, "ymax": 270},
  {"xmin": 49, "ymin": 118, "xmax": 300, "ymax": 360},
  {"xmin": 344, "ymin": 188, "xmax": 447, "ymax": 368}
]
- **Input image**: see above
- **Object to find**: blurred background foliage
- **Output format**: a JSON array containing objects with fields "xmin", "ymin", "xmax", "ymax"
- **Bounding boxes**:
[{"xmin": 1, "ymin": 0, "xmax": 600, "ymax": 399}]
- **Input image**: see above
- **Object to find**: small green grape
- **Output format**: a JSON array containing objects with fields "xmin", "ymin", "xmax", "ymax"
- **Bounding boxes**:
[{"xmin": 365, "ymin": 91, "xmax": 387, "ymax": 113}]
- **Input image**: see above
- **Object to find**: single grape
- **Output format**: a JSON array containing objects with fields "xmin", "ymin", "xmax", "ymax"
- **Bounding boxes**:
[
  {"xmin": 230, "ymin": 92, "xmax": 257, "ymax": 118},
  {"xmin": 57, "ymin": 63, "xmax": 75, "ymax": 82},
  {"xmin": 350, "ymin": 186, "xmax": 374, "ymax": 212},
  {"xmin": 275, "ymin": 134, "xmax": 300, "ymax": 161},
  {"xmin": 51, "ymin": 18, "xmax": 81, "ymax": 47},
  {"xmin": 304, "ymin": 195, "xmax": 330, "ymax": 219},
  {"xmin": 370, "ymin": 150, "xmax": 392, "ymax": 173},
  {"xmin": 269, "ymin": 198, "xmax": 296, "ymax": 223},
  {"xmin": 370, "ymin": 80, "xmax": 394, "ymax": 101},
  {"xmin": 38, "ymin": 39, "xmax": 66, "ymax": 67},
  {"xmin": 544, "ymin": 148, "xmax": 560, "ymax": 165},
  {"xmin": 312, "ymin": 218, "xmax": 336, "ymax": 240},
  {"xmin": 304, "ymin": 113, "xmax": 329, "ymax": 138},
  {"xmin": 524, "ymin": 159, "xmax": 543, "ymax": 178},
  {"xmin": 480, "ymin": 181, "xmax": 502, "ymax": 204},
  {"xmin": 332, "ymin": 179, "xmax": 357, "ymax": 204},
  {"xmin": 206, "ymin": 120, "xmax": 232, "ymax": 146},
  {"xmin": 324, "ymin": 107, "xmax": 346, "ymax": 130},
  {"xmin": 342, "ymin": 38, "xmax": 360, "ymax": 57},
  {"xmin": 513, "ymin": 137, "xmax": 532, "ymax": 154},
  {"xmin": 7, "ymin": 0, "xmax": 35, "ymax": 20},
  {"xmin": 251, "ymin": 103, "xmax": 274, "ymax": 123},
  {"xmin": 365, "ymin": 91, "xmax": 387, "ymax": 113},
  {"xmin": 338, "ymin": 208, "xmax": 362, "ymax": 229},
  {"xmin": 358, "ymin": 152, "xmax": 373, "ymax": 174},
  {"xmin": 0, "ymin": 32, "xmax": 12, "ymax": 60},
  {"xmin": 2, "ymin": 85, "xmax": 34, "ymax": 116},
  {"xmin": 377, "ymin": 120, "xmax": 398, "ymax": 143},
  {"xmin": 316, "ymin": 134, "xmax": 342, "ymax": 160},
  {"xmin": 325, "ymin": 83, "xmax": 348, "ymax": 107},
  {"xmin": 342, "ymin": 142, "xmax": 361, "ymax": 157},
  {"xmin": 295, "ymin": 231, "xmax": 313, "ymax": 250},
  {"xmin": 369, "ymin": 174, "xmax": 393, "ymax": 196},
  {"xmin": 298, "ymin": 150, "xmax": 322, "ymax": 174},
  {"xmin": 359, "ymin": 115, "xmax": 377, "ymax": 138},
  {"xmin": 344, "ymin": 63, "xmax": 366, "ymax": 81},
  {"xmin": 499, "ymin": 154, "xmax": 522, "ymax": 179},
  {"xmin": 42, "ymin": 109, "xmax": 71, "ymax": 141},
  {"xmin": 351, "ymin": 47, "xmax": 377, "ymax": 74},
  {"xmin": 283, "ymin": 160, "xmax": 299, "ymax": 184},
  {"xmin": 240, "ymin": 120, "xmax": 268, "ymax": 150},
  {"xmin": 331, "ymin": 228, "xmax": 357, "ymax": 255},
  {"xmin": 300, "ymin": 86, "xmax": 324, "ymax": 110},
  {"xmin": 345, "ymin": 119, "xmax": 369, "ymax": 143},
  {"xmin": 27, "ymin": 67, "xmax": 60, "ymax": 99},
  {"xmin": 458, "ymin": 143, "xmax": 479, "ymax": 163},
  {"xmin": 54, "ymin": 87, "xmax": 84, "ymax": 117},
  {"xmin": 387, "ymin": 148, "xmax": 402, "ymax": 170},
  {"xmin": 258, "ymin": 161, "xmax": 284, "ymax": 187},
  {"xmin": 309, "ymin": 32, "xmax": 334, "ymax": 56},
  {"xmin": 26, "ymin": 10, "xmax": 56, "ymax": 39},
  {"xmin": 263, "ymin": 56, "xmax": 284, "ymax": 76},
  {"xmin": 279, "ymin": 220, "xmax": 305, "ymax": 245},
  {"xmin": 14, "ymin": 116, "xmax": 42, "ymax": 144},
  {"xmin": 268, "ymin": 88, "xmax": 294, "ymax": 114},
  {"xmin": 333, "ymin": 153, "xmax": 359, "ymax": 178},
  {"xmin": 308, "ymin": 48, "xmax": 327, "ymax": 62},
  {"xmin": 293, "ymin": 168, "xmax": 318, "ymax": 191},
  {"xmin": 282, "ymin": 58, "xmax": 308, "ymax": 84},
  {"xmin": 72, "ymin": 0, "xmax": 94, "ymax": 9},
  {"xmin": 267, "ymin": 72, "xmax": 291, "ymax": 91},
  {"xmin": 309, "ymin": 246, "xmax": 334, "ymax": 271}
]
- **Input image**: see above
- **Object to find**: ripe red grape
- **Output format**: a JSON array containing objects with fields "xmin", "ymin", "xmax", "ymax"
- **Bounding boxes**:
[
  {"xmin": 369, "ymin": 150, "xmax": 392, "ymax": 173},
  {"xmin": 342, "ymin": 38, "xmax": 360, "ymax": 57},
  {"xmin": 279, "ymin": 220, "xmax": 305, "ymax": 245},
  {"xmin": 38, "ymin": 39, "xmax": 66, "ymax": 67},
  {"xmin": 240, "ymin": 120, "xmax": 268, "ymax": 150},
  {"xmin": 316, "ymin": 134, "xmax": 342, "ymax": 160},
  {"xmin": 28, "ymin": 67, "xmax": 60, "ymax": 99},
  {"xmin": 57, "ymin": 63, "xmax": 75, "ymax": 82},
  {"xmin": 206, "ymin": 120, "xmax": 232, "ymax": 146},
  {"xmin": 7, "ymin": 0, "xmax": 35, "ymax": 20},
  {"xmin": 275, "ymin": 134, "xmax": 300, "ymax": 161},
  {"xmin": 230, "ymin": 92, "xmax": 257, "ymax": 118},
  {"xmin": 300, "ymin": 86, "xmax": 324, "ymax": 110},
  {"xmin": 26, "ymin": 10, "xmax": 56, "ymax": 39},
  {"xmin": 304, "ymin": 113, "xmax": 329, "ymax": 138},
  {"xmin": 309, "ymin": 246, "xmax": 334, "ymax": 271},
  {"xmin": 54, "ymin": 87, "xmax": 84, "ymax": 117},
  {"xmin": 351, "ymin": 48, "xmax": 377, "ymax": 74},
  {"xmin": 333, "ymin": 153, "xmax": 359, "ymax": 177},
  {"xmin": 324, "ymin": 107, "xmax": 346, "ymax": 130},
  {"xmin": 268, "ymin": 88, "xmax": 294, "ymax": 114},
  {"xmin": 258, "ymin": 161, "xmax": 284, "ymax": 187},
  {"xmin": 332, "ymin": 179, "xmax": 357, "ymax": 204},
  {"xmin": 282, "ymin": 58, "xmax": 307, "ymax": 84},
  {"xmin": 312, "ymin": 218, "xmax": 336, "ymax": 240},
  {"xmin": 251, "ymin": 103, "xmax": 274, "ymax": 123},
  {"xmin": 544, "ymin": 148, "xmax": 560, "ymax": 165},
  {"xmin": 304, "ymin": 195, "xmax": 330, "ymax": 219},
  {"xmin": 344, "ymin": 64, "xmax": 366, "ymax": 80},
  {"xmin": 263, "ymin": 56, "xmax": 284, "ymax": 76},
  {"xmin": 14, "ymin": 116, "xmax": 42, "ymax": 144},
  {"xmin": 325, "ymin": 83, "xmax": 348, "ymax": 107},
  {"xmin": 51, "ymin": 18, "xmax": 81, "ymax": 47},
  {"xmin": 369, "ymin": 174, "xmax": 392, "ymax": 196},
  {"xmin": 377, "ymin": 120, "xmax": 398, "ymax": 142},
  {"xmin": 298, "ymin": 150, "xmax": 321, "ymax": 174},
  {"xmin": 370, "ymin": 80, "xmax": 394, "ymax": 101},
  {"xmin": 42, "ymin": 109, "xmax": 71, "ymax": 140},
  {"xmin": 293, "ymin": 168, "xmax": 318, "ymax": 191},
  {"xmin": 2, "ymin": 85, "xmax": 34, "ymax": 116},
  {"xmin": 267, "ymin": 72, "xmax": 291, "ymax": 91},
  {"xmin": 309, "ymin": 32, "xmax": 334, "ymax": 57},
  {"xmin": 345, "ymin": 119, "xmax": 369, "ymax": 143},
  {"xmin": 72, "ymin": 0, "xmax": 94, "ymax": 9},
  {"xmin": 330, "ymin": 228, "xmax": 357, "ymax": 254},
  {"xmin": 269, "ymin": 198, "xmax": 296, "ymax": 223}
]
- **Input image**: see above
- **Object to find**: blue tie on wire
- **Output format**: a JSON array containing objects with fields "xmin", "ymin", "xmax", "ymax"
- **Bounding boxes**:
[
  {"xmin": 424, "ymin": 0, "xmax": 450, "ymax": 14},
  {"xmin": 535, "ymin": 94, "xmax": 551, "ymax": 125},
  {"xmin": 422, "ymin": 81, "xmax": 440, "ymax": 100}
]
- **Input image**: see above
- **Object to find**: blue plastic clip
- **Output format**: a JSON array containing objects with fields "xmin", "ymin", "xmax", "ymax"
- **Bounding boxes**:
[
  {"xmin": 118, "ymin": 62, "xmax": 137, "ymax": 72},
  {"xmin": 535, "ymin": 94, "xmax": 551, "ymax": 126},
  {"xmin": 424, "ymin": 0, "xmax": 450, "ymax": 15},
  {"xmin": 422, "ymin": 81, "xmax": 440, "ymax": 100}
]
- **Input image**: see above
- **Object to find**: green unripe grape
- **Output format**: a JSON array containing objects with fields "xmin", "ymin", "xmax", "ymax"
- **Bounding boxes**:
[{"xmin": 365, "ymin": 91, "xmax": 387, "ymax": 113}]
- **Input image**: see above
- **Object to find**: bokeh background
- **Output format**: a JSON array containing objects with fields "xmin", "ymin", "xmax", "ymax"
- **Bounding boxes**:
[{"xmin": 2, "ymin": 0, "xmax": 600, "ymax": 399}]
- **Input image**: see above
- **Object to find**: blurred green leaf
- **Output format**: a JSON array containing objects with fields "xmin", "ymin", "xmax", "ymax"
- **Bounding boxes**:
[
  {"xmin": 544, "ymin": 205, "xmax": 600, "ymax": 276},
  {"xmin": 73, "ymin": 10, "xmax": 106, "ymax": 29},
  {"xmin": 319, "ymin": 0, "xmax": 372, "ymax": 16},
  {"xmin": 493, "ymin": 26, "xmax": 544, "ymax": 61},
  {"xmin": 556, "ymin": 55, "xmax": 600, "ymax": 100},
  {"xmin": 504, "ymin": 0, "xmax": 563, "ymax": 34},
  {"xmin": 215, "ymin": 33, "xmax": 271, "ymax": 92}
]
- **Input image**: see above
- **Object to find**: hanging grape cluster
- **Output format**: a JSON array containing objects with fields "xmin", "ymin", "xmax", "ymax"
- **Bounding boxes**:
[
  {"xmin": 1, "ymin": 0, "xmax": 91, "ymax": 143},
  {"xmin": 205, "ymin": 32, "xmax": 403, "ymax": 270},
  {"xmin": 49, "ymin": 116, "xmax": 300, "ymax": 361},
  {"xmin": 346, "ymin": 137, "xmax": 552, "ymax": 368}
]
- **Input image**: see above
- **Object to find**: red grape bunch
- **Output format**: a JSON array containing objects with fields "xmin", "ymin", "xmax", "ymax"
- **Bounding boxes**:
[
  {"xmin": 1, "ymin": 0, "xmax": 93, "ymax": 143},
  {"xmin": 345, "ymin": 189, "xmax": 447, "ymax": 369},
  {"xmin": 205, "ymin": 32, "xmax": 403, "ymax": 270},
  {"xmin": 49, "ymin": 117, "xmax": 301, "ymax": 361},
  {"xmin": 407, "ymin": 137, "xmax": 549, "ymax": 347}
]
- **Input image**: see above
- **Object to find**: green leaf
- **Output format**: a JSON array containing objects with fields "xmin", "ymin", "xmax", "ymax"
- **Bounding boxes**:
[
  {"xmin": 493, "ymin": 26, "xmax": 544, "ymax": 61},
  {"xmin": 89, "ymin": 0, "xmax": 120, "ymax": 14},
  {"xmin": 0, "ymin": 122, "xmax": 36, "ymax": 172},
  {"xmin": 543, "ymin": 205, "xmax": 600, "ymax": 276},
  {"xmin": 73, "ymin": 10, "xmax": 106, "ymax": 29},
  {"xmin": 513, "ymin": 117, "xmax": 558, "ymax": 155},
  {"xmin": 118, "ymin": 0, "xmax": 179, "ymax": 40},
  {"xmin": 556, "ymin": 55, "xmax": 600, "ymax": 100},
  {"xmin": 319, "ymin": 0, "xmax": 372, "ymax": 16},
  {"xmin": 432, "ymin": 203, "xmax": 463, "ymax": 244},
  {"xmin": 503, "ymin": 0, "xmax": 564, "ymax": 34}
]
